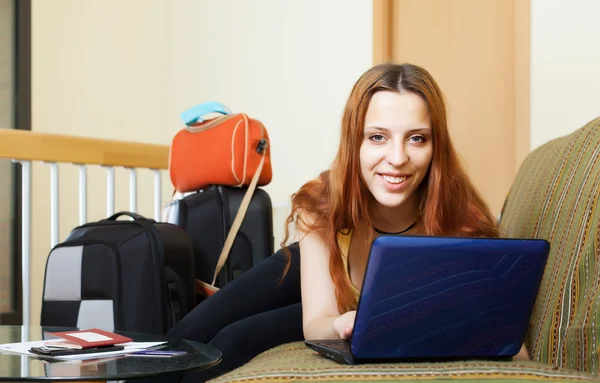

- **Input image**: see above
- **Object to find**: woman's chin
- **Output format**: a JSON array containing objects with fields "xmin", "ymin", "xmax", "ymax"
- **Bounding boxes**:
[{"xmin": 371, "ymin": 194, "xmax": 410, "ymax": 209}]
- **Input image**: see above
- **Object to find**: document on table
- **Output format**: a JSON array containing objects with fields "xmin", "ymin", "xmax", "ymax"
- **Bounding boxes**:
[{"xmin": 0, "ymin": 340, "xmax": 167, "ymax": 360}]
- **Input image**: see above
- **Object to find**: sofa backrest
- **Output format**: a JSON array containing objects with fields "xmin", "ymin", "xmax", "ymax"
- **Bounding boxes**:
[{"xmin": 499, "ymin": 116, "xmax": 600, "ymax": 373}]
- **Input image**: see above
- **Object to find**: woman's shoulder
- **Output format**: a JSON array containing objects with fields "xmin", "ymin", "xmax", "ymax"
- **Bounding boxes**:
[
  {"xmin": 295, "ymin": 213, "xmax": 353, "ymax": 257},
  {"xmin": 294, "ymin": 208, "xmax": 319, "ymax": 234}
]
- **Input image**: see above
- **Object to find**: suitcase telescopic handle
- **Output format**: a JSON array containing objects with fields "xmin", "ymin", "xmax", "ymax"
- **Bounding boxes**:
[
  {"xmin": 106, "ymin": 211, "xmax": 155, "ymax": 222},
  {"xmin": 180, "ymin": 101, "xmax": 231, "ymax": 126}
]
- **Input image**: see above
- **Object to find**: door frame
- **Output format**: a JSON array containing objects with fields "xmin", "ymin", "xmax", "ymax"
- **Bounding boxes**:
[{"xmin": 0, "ymin": 0, "xmax": 31, "ymax": 325}]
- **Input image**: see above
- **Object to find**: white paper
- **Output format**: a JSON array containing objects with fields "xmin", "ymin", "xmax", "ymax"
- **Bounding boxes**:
[{"xmin": 0, "ymin": 340, "xmax": 167, "ymax": 360}]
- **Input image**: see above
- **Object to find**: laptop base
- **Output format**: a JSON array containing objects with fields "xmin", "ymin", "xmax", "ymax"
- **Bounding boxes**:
[
  {"xmin": 304, "ymin": 340, "xmax": 515, "ymax": 365},
  {"xmin": 304, "ymin": 340, "xmax": 355, "ymax": 365}
]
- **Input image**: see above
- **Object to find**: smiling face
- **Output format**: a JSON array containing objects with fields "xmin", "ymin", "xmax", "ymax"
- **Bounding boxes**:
[{"xmin": 359, "ymin": 90, "xmax": 433, "ymax": 213}]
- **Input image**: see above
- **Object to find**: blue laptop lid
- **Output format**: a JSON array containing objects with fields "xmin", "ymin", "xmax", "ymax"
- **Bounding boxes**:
[{"xmin": 351, "ymin": 235, "xmax": 550, "ymax": 360}]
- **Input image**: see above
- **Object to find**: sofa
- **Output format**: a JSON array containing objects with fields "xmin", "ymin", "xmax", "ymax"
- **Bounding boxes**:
[{"xmin": 209, "ymin": 116, "xmax": 600, "ymax": 382}]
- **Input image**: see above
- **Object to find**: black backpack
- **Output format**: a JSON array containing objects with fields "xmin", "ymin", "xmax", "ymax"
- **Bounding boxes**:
[{"xmin": 40, "ymin": 212, "xmax": 196, "ymax": 335}]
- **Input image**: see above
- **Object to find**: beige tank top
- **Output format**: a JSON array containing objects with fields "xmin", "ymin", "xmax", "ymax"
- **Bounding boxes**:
[{"xmin": 337, "ymin": 230, "xmax": 361, "ymax": 303}]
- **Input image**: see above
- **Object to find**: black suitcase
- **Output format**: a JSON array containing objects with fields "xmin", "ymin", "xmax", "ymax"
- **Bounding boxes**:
[
  {"xmin": 40, "ymin": 212, "xmax": 196, "ymax": 335},
  {"xmin": 164, "ymin": 185, "xmax": 274, "ymax": 289}
]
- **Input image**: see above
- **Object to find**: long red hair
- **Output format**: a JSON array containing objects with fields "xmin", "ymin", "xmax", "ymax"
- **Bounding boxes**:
[{"xmin": 281, "ymin": 63, "xmax": 499, "ymax": 313}]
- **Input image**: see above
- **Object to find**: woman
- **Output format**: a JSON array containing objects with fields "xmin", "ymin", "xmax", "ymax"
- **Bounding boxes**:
[
  {"xmin": 286, "ymin": 62, "xmax": 500, "ymax": 340},
  {"xmin": 165, "ymin": 63, "xmax": 526, "ymax": 383}
]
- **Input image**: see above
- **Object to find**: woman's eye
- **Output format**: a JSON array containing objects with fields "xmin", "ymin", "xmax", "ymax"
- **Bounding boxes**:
[
  {"xmin": 409, "ymin": 135, "xmax": 425, "ymax": 143},
  {"xmin": 369, "ymin": 134, "xmax": 385, "ymax": 142}
]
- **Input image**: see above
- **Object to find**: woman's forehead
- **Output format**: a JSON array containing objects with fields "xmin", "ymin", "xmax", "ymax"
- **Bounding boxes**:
[{"xmin": 364, "ymin": 91, "xmax": 431, "ymax": 131}]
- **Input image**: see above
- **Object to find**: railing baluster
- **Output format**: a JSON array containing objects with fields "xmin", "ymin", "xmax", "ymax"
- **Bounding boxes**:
[
  {"xmin": 106, "ymin": 167, "xmax": 115, "ymax": 216},
  {"xmin": 153, "ymin": 170, "xmax": 161, "ymax": 221},
  {"xmin": 20, "ymin": 161, "xmax": 31, "ymax": 376},
  {"xmin": 20, "ymin": 347, "xmax": 29, "ymax": 378},
  {"xmin": 49, "ymin": 163, "xmax": 59, "ymax": 248},
  {"xmin": 129, "ymin": 168, "xmax": 137, "ymax": 213},
  {"xmin": 13, "ymin": 160, "xmax": 31, "ymax": 329},
  {"xmin": 78, "ymin": 165, "xmax": 87, "ymax": 225}
]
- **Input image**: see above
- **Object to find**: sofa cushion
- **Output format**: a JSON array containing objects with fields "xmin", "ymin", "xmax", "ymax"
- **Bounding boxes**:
[
  {"xmin": 209, "ymin": 341, "xmax": 597, "ymax": 382},
  {"xmin": 499, "ymin": 117, "xmax": 600, "ymax": 374}
]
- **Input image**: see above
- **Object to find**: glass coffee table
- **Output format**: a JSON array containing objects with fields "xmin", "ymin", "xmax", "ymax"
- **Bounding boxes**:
[{"xmin": 0, "ymin": 326, "xmax": 222, "ymax": 381}]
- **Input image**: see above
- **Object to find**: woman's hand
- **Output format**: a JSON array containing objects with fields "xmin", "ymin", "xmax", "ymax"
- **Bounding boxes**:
[
  {"xmin": 513, "ymin": 343, "xmax": 530, "ymax": 361},
  {"xmin": 332, "ymin": 310, "xmax": 356, "ymax": 339}
]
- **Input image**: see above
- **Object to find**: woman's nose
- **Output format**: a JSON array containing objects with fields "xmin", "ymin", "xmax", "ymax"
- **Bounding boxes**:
[{"xmin": 386, "ymin": 142, "xmax": 408, "ymax": 166}]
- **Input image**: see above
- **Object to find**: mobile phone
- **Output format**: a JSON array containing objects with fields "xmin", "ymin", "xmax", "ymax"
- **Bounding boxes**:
[{"xmin": 30, "ymin": 345, "xmax": 125, "ymax": 357}]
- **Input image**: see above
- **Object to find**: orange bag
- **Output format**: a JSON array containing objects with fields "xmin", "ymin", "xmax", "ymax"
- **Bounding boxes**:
[{"xmin": 169, "ymin": 102, "xmax": 272, "ymax": 193}]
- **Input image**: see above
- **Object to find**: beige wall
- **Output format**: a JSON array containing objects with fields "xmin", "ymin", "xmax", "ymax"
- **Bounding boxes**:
[
  {"xmin": 29, "ymin": 0, "xmax": 373, "ymax": 325},
  {"xmin": 0, "ymin": 0, "xmax": 11, "ymax": 129},
  {"xmin": 530, "ymin": 0, "xmax": 600, "ymax": 148}
]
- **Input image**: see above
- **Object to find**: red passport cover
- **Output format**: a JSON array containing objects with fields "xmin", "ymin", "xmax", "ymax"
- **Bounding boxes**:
[{"xmin": 46, "ymin": 328, "xmax": 133, "ymax": 349}]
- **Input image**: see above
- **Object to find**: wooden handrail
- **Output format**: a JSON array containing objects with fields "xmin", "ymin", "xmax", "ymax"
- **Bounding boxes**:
[{"xmin": 0, "ymin": 129, "xmax": 169, "ymax": 169}]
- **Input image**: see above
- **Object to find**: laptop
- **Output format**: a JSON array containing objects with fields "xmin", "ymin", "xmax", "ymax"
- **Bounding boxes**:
[{"xmin": 305, "ymin": 235, "xmax": 550, "ymax": 364}]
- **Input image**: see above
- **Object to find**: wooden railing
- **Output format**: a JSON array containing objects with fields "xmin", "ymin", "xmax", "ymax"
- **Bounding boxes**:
[{"xmin": 0, "ymin": 129, "xmax": 170, "ymax": 329}]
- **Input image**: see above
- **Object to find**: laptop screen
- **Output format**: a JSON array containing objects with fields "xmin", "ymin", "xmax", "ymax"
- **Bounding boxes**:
[{"xmin": 350, "ymin": 236, "xmax": 549, "ymax": 360}]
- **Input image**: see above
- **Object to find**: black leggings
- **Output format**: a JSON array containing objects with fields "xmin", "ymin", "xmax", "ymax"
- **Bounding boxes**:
[{"xmin": 167, "ymin": 243, "xmax": 304, "ymax": 382}]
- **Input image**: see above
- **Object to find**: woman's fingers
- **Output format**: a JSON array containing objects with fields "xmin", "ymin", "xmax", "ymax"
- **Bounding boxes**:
[
  {"xmin": 333, "ymin": 310, "xmax": 357, "ymax": 339},
  {"xmin": 340, "ymin": 325, "xmax": 353, "ymax": 339}
]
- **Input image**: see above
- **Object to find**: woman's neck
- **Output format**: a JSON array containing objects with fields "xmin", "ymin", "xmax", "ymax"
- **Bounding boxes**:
[{"xmin": 368, "ymin": 194, "xmax": 420, "ymax": 234}]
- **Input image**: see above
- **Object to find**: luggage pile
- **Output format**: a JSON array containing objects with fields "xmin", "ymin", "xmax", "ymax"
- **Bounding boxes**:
[{"xmin": 40, "ymin": 102, "xmax": 275, "ymax": 334}]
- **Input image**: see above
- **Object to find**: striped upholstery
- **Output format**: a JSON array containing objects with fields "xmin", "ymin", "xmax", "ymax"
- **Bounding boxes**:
[
  {"xmin": 499, "ymin": 116, "xmax": 600, "ymax": 373},
  {"xmin": 209, "ymin": 117, "xmax": 600, "ymax": 382},
  {"xmin": 210, "ymin": 342, "xmax": 597, "ymax": 382}
]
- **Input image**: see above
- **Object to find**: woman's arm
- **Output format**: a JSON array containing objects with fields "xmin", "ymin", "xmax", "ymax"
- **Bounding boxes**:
[{"xmin": 299, "ymin": 224, "xmax": 352, "ymax": 340}]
